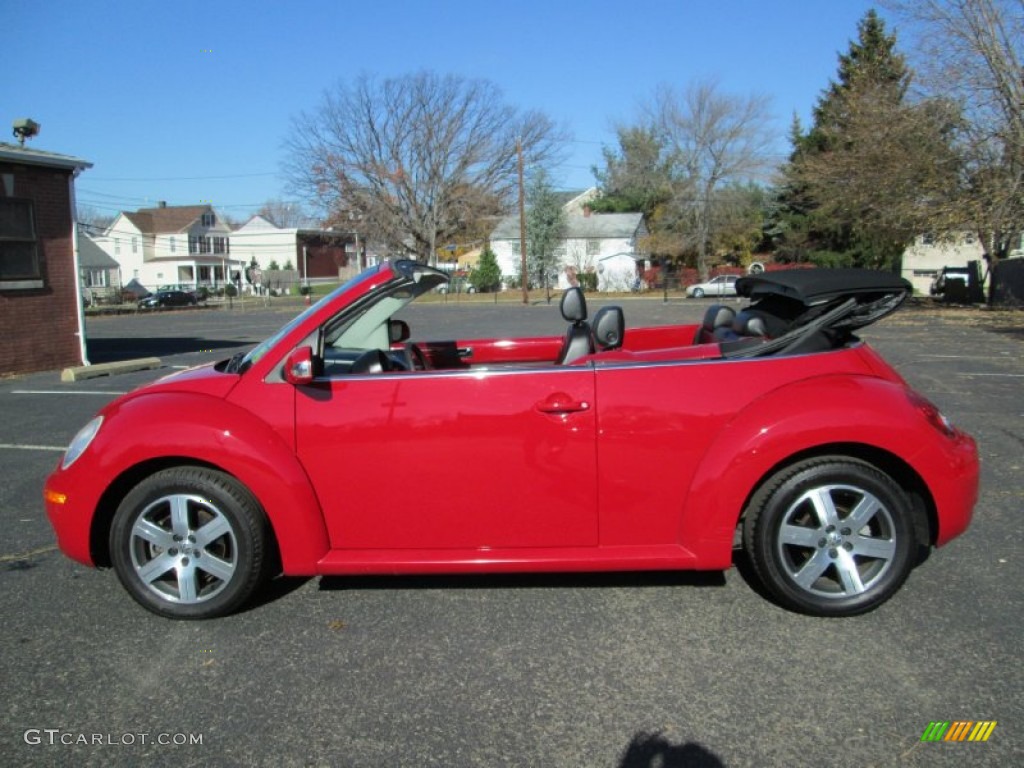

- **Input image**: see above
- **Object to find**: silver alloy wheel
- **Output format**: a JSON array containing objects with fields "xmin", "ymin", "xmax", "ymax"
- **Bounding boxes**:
[
  {"xmin": 129, "ymin": 493, "xmax": 238, "ymax": 604},
  {"xmin": 775, "ymin": 483, "xmax": 897, "ymax": 598}
]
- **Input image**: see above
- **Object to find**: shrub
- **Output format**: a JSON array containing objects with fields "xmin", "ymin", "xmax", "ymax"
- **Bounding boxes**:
[{"xmin": 578, "ymin": 272, "xmax": 598, "ymax": 292}]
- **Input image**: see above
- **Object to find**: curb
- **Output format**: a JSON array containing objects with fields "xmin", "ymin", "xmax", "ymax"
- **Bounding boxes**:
[{"xmin": 61, "ymin": 357, "xmax": 162, "ymax": 382}]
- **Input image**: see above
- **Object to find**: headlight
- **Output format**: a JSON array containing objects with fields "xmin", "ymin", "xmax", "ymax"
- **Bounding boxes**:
[{"xmin": 62, "ymin": 415, "xmax": 103, "ymax": 470}]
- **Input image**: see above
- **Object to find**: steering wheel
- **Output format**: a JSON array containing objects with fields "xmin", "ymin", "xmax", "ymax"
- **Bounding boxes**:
[{"xmin": 403, "ymin": 342, "xmax": 430, "ymax": 371}]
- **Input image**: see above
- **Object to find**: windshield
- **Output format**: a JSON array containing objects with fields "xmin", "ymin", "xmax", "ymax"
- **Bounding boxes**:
[{"xmin": 232, "ymin": 264, "xmax": 387, "ymax": 373}]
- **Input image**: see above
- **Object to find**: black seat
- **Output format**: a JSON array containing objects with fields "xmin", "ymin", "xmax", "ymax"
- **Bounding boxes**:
[
  {"xmin": 592, "ymin": 306, "xmax": 625, "ymax": 351},
  {"xmin": 697, "ymin": 304, "xmax": 737, "ymax": 343},
  {"xmin": 555, "ymin": 287, "xmax": 593, "ymax": 365}
]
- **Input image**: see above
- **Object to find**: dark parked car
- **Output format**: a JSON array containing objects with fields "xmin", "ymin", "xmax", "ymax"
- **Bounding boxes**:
[{"xmin": 138, "ymin": 290, "xmax": 198, "ymax": 309}]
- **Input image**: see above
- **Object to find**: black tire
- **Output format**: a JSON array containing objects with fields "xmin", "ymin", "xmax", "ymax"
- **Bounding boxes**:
[
  {"xmin": 742, "ymin": 457, "xmax": 915, "ymax": 616},
  {"xmin": 110, "ymin": 467, "xmax": 272, "ymax": 619}
]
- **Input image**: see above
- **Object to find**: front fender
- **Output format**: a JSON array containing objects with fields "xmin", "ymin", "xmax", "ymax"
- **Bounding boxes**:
[
  {"xmin": 89, "ymin": 392, "xmax": 328, "ymax": 573},
  {"xmin": 680, "ymin": 375, "xmax": 942, "ymax": 568}
]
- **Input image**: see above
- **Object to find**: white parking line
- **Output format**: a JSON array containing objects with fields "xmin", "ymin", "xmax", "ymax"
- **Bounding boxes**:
[
  {"xmin": 0, "ymin": 443, "xmax": 67, "ymax": 452},
  {"xmin": 957, "ymin": 372, "xmax": 1024, "ymax": 378},
  {"xmin": 10, "ymin": 390, "xmax": 127, "ymax": 395}
]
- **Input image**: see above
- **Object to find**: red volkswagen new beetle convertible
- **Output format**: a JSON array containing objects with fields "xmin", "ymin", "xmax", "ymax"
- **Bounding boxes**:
[{"xmin": 45, "ymin": 260, "xmax": 978, "ymax": 619}]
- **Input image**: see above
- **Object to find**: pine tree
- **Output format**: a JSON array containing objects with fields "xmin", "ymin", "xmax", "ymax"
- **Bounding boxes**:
[{"xmin": 774, "ymin": 10, "xmax": 956, "ymax": 270}]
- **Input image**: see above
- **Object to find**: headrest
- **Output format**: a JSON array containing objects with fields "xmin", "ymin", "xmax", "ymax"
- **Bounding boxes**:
[
  {"xmin": 733, "ymin": 310, "xmax": 770, "ymax": 337},
  {"xmin": 702, "ymin": 304, "xmax": 736, "ymax": 330},
  {"xmin": 560, "ymin": 287, "xmax": 587, "ymax": 324},
  {"xmin": 592, "ymin": 306, "xmax": 625, "ymax": 351}
]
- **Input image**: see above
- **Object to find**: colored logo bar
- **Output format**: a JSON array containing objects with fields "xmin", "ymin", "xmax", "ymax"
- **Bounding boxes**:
[{"xmin": 921, "ymin": 721, "xmax": 997, "ymax": 742}]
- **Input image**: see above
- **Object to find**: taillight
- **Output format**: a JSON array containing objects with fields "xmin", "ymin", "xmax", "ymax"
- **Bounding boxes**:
[{"xmin": 907, "ymin": 390, "xmax": 956, "ymax": 437}]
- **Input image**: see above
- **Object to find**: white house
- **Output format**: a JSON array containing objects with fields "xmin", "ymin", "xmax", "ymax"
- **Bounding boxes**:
[
  {"xmin": 90, "ymin": 203, "xmax": 243, "ymax": 292},
  {"xmin": 231, "ymin": 215, "xmax": 366, "ymax": 285},
  {"xmin": 900, "ymin": 232, "xmax": 986, "ymax": 295},
  {"xmin": 489, "ymin": 189, "xmax": 648, "ymax": 291}
]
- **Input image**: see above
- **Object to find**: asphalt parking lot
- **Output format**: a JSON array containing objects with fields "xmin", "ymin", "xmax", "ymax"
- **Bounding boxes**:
[{"xmin": 1, "ymin": 297, "xmax": 1021, "ymax": 767}]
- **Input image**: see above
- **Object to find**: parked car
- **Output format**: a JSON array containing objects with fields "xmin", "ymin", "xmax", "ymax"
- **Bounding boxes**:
[
  {"xmin": 46, "ymin": 262, "xmax": 978, "ymax": 619},
  {"xmin": 137, "ymin": 290, "xmax": 198, "ymax": 309},
  {"xmin": 686, "ymin": 274, "xmax": 739, "ymax": 298},
  {"xmin": 929, "ymin": 266, "xmax": 972, "ymax": 297}
]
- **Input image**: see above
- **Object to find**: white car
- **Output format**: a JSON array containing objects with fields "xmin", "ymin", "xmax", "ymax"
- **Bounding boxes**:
[{"xmin": 686, "ymin": 274, "xmax": 739, "ymax": 298}]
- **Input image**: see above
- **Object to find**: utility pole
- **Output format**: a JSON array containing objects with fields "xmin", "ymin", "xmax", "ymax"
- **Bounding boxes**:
[{"xmin": 517, "ymin": 136, "xmax": 528, "ymax": 305}]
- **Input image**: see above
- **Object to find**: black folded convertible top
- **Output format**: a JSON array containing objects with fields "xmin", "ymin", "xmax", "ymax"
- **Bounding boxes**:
[{"xmin": 736, "ymin": 268, "xmax": 911, "ymax": 305}]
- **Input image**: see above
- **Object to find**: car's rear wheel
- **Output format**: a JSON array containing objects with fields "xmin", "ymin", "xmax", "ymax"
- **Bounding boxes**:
[
  {"xmin": 110, "ymin": 467, "xmax": 272, "ymax": 619},
  {"xmin": 742, "ymin": 457, "xmax": 915, "ymax": 616}
]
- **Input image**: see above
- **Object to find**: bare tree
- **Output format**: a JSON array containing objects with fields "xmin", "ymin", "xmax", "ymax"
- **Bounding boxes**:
[
  {"xmin": 76, "ymin": 204, "xmax": 115, "ymax": 232},
  {"xmin": 889, "ymin": 0, "xmax": 1024, "ymax": 264},
  {"xmin": 647, "ymin": 80, "xmax": 776, "ymax": 276},
  {"xmin": 286, "ymin": 71, "xmax": 566, "ymax": 264},
  {"xmin": 255, "ymin": 199, "xmax": 318, "ymax": 229}
]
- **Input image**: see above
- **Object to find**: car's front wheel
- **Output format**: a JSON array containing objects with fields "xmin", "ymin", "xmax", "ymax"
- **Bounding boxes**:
[
  {"xmin": 742, "ymin": 457, "xmax": 916, "ymax": 616},
  {"xmin": 692, "ymin": 288, "xmax": 705, "ymax": 298},
  {"xmin": 110, "ymin": 467, "xmax": 273, "ymax": 619}
]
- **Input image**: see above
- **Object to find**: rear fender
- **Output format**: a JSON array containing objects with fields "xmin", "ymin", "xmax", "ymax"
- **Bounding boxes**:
[
  {"xmin": 680, "ymin": 375, "xmax": 932, "ymax": 567},
  {"xmin": 92, "ymin": 392, "xmax": 328, "ymax": 573}
]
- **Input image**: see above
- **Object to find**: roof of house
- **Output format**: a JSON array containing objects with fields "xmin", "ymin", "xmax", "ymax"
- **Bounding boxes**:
[
  {"xmin": 121, "ymin": 205, "xmax": 213, "ymax": 234},
  {"xmin": 491, "ymin": 211, "xmax": 645, "ymax": 240},
  {"xmin": 0, "ymin": 142, "xmax": 92, "ymax": 172},
  {"xmin": 78, "ymin": 232, "xmax": 119, "ymax": 269}
]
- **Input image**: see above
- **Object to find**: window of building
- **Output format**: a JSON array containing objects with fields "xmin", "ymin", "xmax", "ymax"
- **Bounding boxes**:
[
  {"xmin": 964, "ymin": 232, "xmax": 976, "ymax": 244},
  {"xmin": 509, "ymin": 240, "xmax": 520, "ymax": 254},
  {"xmin": 85, "ymin": 269, "xmax": 109, "ymax": 287},
  {"xmin": 201, "ymin": 213, "xmax": 215, "ymax": 227},
  {"xmin": 212, "ymin": 236, "xmax": 229, "ymax": 254},
  {"xmin": 169, "ymin": 236, "xmax": 176, "ymax": 253},
  {"xmin": 0, "ymin": 198, "xmax": 42, "ymax": 287},
  {"xmin": 586, "ymin": 239, "xmax": 600, "ymax": 256},
  {"xmin": 921, "ymin": 233, "xmax": 935, "ymax": 246},
  {"xmin": 114, "ymin": 238, "xmax": 121, "ymax": 255},
  {"xmin": 131, "ymin": 236, "xmax": 138, "ymax": 253}
]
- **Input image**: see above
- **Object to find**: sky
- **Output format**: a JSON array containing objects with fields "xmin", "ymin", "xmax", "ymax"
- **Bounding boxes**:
[{"xmin": 5, "ymin": 0, "xmax": 889, "ymax": 223}]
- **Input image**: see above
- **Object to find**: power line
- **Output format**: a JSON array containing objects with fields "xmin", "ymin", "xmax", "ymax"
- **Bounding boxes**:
[{"xmin": 87, "ymin": 171, "xmax": 279, "ymax": 182}]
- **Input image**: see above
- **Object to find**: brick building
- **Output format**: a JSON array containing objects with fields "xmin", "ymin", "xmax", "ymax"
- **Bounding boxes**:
[{"xmin": 1, "ymin": 142, "xmax": 92, "ymax": 375}]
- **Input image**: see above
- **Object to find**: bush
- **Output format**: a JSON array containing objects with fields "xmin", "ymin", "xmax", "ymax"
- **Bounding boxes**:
[
  {"xmin": 578, "ymin": 272, "xmax": 598, "ymax": 292},
  {"xmin": 225, "ymin": 284, "xmax": 238, "ymax": 298}
]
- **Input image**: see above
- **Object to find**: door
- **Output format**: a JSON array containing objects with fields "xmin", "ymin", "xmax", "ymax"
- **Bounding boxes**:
[{"xmin": 295, "ymin": 366, "xmax": 598, "ymax": 550}]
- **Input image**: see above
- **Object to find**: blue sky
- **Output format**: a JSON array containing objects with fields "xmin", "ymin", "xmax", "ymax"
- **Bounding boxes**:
[{"xmin": 6, "ymin": 0, "xmax": 887, "ymax": 221}]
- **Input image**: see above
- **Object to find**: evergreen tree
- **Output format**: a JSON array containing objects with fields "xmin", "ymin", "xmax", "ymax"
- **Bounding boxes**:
[
  {"xmin": 470, "ymin": 248, "xmax": 501, "ymax": 293},
  {"xmin": 776, "ymin": 10, "xmax": 957, "ymax": 270},
  {"xmin": 524, "ymin": 169, "xmax": 567, "ymax": 291}
]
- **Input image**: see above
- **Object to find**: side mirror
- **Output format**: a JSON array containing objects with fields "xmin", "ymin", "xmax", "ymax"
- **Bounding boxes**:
[
  {"xmin": 389, "ymin": 319, "xmax": 410, "ymax": 343},
  {"xmin": 284, "ymin": 346, "xmax": 315, "ymax": 385}
]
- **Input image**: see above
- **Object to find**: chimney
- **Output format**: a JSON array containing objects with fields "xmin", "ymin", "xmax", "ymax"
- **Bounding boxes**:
[{"xmin": 158, "ymin": 201, "xmax": 167, "ymax": 208}]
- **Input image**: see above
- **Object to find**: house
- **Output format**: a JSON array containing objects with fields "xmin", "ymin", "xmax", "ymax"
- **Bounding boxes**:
[
  {"xmin": 900, "ymin": 232, "xmax": 987, "ymax": 295},
  {"xmin": 900, "ymin": 230, "xmax": 1024, "ymax": 294},
  {"xmin": 90, "ymin": 203, "xmax": 244, "ymax": 293},
  {"xmin": 77, "ymin": 226, "xmax": 121, "ymax": 304},
  {"xmin": 1, "ymin": 140, "xmax": 92, "ymax": 375},
  {"xmin": 489, "ymin": 189, "xmax": 649, "ymax": 291},
  {"xmin": 230, "ymin": 215, "xmax": 365, "ymax": 288}
]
